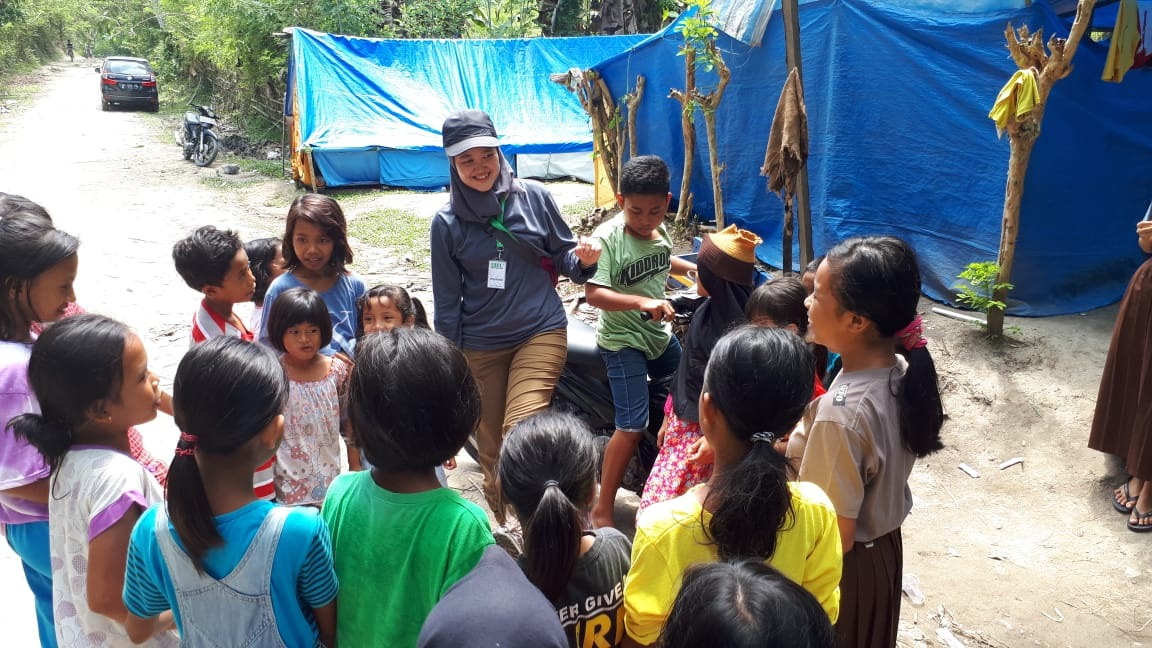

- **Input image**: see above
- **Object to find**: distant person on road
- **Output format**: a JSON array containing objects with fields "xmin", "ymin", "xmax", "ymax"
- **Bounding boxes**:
[
  {"xmin": 0, "ymin": 212, "xmax": 79, "ymax": 648},
  {"xmin": 429, "ymin": 109, "xmax": 600, "ymax": 527},
  {"xmin": 10, "ymin": 315, "xmax": 178, "ymax": 647},
  {"xmin": 172, "ymin": 225, "xmax": 257, "ymax": 346},
  {"xmin": 260, "ymin": 194, "xmax": 366, "ymax": 358},
  {"xmin": 1088, "ymin": 205, "xmax": 1152, "ymax": 532},
  {"xmin": 65, "ymin": 40, "xmax": 73, "ymax": 62}
]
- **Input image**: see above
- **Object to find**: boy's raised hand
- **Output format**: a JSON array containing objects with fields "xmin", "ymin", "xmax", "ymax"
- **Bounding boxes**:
[{"xmin": 575, "ymin": 235, "xmax": 602, "ymax": 268}]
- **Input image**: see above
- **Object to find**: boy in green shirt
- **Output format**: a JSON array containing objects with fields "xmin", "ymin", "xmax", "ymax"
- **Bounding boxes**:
[{"xmin": 586, "ymin": 155, "xmax": 696, "ymax": 529}]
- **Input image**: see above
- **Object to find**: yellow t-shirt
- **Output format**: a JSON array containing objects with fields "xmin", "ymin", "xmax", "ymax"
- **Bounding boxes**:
[{"xmin": 623, "ymin": 481, "xmax": 842, "ymax": 645}]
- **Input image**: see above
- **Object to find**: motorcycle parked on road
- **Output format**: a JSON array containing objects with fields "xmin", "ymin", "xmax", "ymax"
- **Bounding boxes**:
[{"xmin": 176, "ymin": 104, "xmax": 219, "ymax": 167}]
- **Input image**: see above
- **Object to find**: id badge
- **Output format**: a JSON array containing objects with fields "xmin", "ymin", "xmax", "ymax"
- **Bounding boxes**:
[{"xmin": 488, "ymin": 259, "xmax": 507, "ymax": 289}]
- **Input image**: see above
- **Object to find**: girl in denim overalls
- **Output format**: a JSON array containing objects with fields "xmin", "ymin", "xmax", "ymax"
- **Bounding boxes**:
[{"xmin": 122, "ymin": 337, "xmax": 339, "ymax": 647}]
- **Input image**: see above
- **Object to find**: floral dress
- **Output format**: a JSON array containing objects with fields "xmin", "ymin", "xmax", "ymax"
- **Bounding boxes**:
[
  {"xmin": 275, "ymin": 354, "xmax": 352, "ymax": 506},
  {"xmin": 639, "ymin": 396, "xmax": 714, "ymax": 513}
]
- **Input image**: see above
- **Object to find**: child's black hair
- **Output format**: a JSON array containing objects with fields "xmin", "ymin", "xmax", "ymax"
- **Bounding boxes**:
[
  {"xmin": 0, "ymin": 213, "xmax": 80, "ymax": 340},
  {"xmin": 282, "ymin": 194, "xmax": 353, "ymax": 272},
  {"xmin": 745, "ymin": 276, "xmax": 809, "ymax": 334},
  {"xmin": 265, "ymin": 287, "xmax": 333, "ymax": 353},
  {"xmin": 9, "ymin": 315, "xmax": 129, "ymax": 479},
  {"xmin": 172, "ymin": 225, "xmax": 244, "ymax": 292},
  {"xmin": 357, "ymin": 284, "xmax": 429, "ymax": 338},
  {"xmin": 349, "ymin": 327, "xmax": 480, "ymax": 470},
  {"xmin": 804, "ymin": 255, "xmax": 824, "ymax": 276},
  {"xmin": 499, "ymin": 409, "xmax": 598, "ymax": 601},
  {"xmin": 244, "ymin": 237, "xmax": 281, "ymax": 305},
  {"xmin": 746, "ymin": 276, "xmax": 828, "ymax": 381},
  {"xmin": 824, "ymin": 236, "xmax": 944, "ymax": 457},
  {"xmin": 701, "ymin": 325, "xmax": 813, "ymax": 561},
  {"xmin": 0, "ymin": 192, "xmax": 52, "ymax": 221},
  {"xmin": 619, "ymin": 155, "xmax": 670, "ymax": 196},
  {"xmin": 658, "ymin": 560, "xmax": 834, "ymax": 648},
  {"xmin": 168, "ymin": 336, "xmax": 288, "ymax": 570}
]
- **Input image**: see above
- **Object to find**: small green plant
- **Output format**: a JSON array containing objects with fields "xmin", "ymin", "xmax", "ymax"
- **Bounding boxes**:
[{"xmin": 954, "ymin": 261, "xmax": 1014, "ymax": 315}]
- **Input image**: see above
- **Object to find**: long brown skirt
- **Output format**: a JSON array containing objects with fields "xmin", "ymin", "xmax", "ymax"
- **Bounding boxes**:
[
  {"xmin": 836, "ymin": 528, "xmax": 902, "ymax": 648},
  {"xmin": 1088, "ymin": 256, "xmax": 1152, "ymax": 480}
]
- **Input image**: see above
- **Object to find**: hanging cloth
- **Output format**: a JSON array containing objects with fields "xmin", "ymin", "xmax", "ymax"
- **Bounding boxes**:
[
  {"xmin": 988, "ymin": 69, "xmax": 1039, "ymax": 138},
  {"xmin": 761, "ymin": 67, "xmax": 809, "ymax": 196},
  {"xmin": 1103, "ymin": 0, "xmax": 1143, "ymax": 82}
]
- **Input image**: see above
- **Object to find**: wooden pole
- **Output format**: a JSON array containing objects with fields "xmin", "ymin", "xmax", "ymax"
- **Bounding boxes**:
[
  {"xmin": 781, "ymin": 0, "xmax": 812, "ymax": 271},
  {"xmin": 985, "ymin": 0, "xmax": 1096, "ymax": 336}
]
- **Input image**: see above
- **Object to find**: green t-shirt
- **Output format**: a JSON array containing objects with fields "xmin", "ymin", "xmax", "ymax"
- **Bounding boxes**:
[
  {"xmin": 321, "ymin": 470, "xmax": 493, "ymax": 647},
  {"xmin": 590, "ymin": 214, "xmax": 674, "ymax": 359}
]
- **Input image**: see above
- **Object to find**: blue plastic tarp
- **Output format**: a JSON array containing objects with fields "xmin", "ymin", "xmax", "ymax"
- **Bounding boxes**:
[
  {"xmin": 594, "ymin": 0, "xmax": 1152, "ymax": 315},
  {"xmin": 288, "ymin": 29, "xmax": 644, "ymax": 188}
]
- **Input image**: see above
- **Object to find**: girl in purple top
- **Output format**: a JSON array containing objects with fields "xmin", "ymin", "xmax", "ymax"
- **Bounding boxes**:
[
  {"xmin": 11, "ymin": 315, "xmax": 176, "ymax": 647},
  {"xmin": 0, "ymin": 211, "xmax": 80, "ymax": 648}
]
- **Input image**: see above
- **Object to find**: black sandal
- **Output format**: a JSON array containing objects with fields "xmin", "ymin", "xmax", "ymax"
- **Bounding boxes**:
[
  {"xmin": 1113, "ymin": 480, "xmax": 1137, "ymax": 515},
  {"xmin": 1128, "ymin": 507, "xmax": 1152, "ymax": 533}
]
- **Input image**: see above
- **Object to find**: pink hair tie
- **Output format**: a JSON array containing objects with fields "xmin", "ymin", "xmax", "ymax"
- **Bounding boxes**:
[
  {"xmin": 175, "ymin": 447, "xmax": 196, "ymax": 457},
  {"xmin": 895, "ymin": 315, "xmax": 927, "ymax": 351}
]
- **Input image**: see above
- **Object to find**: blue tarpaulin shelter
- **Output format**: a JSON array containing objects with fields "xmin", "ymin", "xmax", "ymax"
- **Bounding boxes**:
[
  {"xmin": 287, "ymin": 28, "xmax": 644, "ymax": 190},
  {"xmin": 594, "ymin": 0, "xmax": 1152, "ymax": 315}
]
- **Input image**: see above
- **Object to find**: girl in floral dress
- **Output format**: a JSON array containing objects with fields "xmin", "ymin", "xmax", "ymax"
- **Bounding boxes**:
[{"xmin": 265, "ymin": 287, "xmax": 356, "ymax": 505}]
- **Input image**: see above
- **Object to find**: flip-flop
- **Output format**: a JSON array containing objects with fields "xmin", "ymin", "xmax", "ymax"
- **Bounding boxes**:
[
  {"xmin": 1128, "ymin": 507, "xmax": 1152, "ymax": 533},
  {"xmin": 1113, "ymin": 480, "xmax": 1138, "ymax": 514}
]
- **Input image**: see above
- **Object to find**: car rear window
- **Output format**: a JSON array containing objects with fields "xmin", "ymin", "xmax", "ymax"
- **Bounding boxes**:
[{"xmin": 106, "ymin": 60, "xmax": 151, "ymax": 75}]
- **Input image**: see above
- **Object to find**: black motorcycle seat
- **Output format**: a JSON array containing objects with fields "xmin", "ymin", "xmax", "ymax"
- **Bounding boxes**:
[{"xmin": 566, "ymin": 315, "xmax": 607, "ymax": 379}]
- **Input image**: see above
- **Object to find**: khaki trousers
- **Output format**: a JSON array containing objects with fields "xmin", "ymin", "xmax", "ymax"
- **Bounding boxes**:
[{"xmin": 463, "ymin": 328, "xmax": 567, "ymax": 523}]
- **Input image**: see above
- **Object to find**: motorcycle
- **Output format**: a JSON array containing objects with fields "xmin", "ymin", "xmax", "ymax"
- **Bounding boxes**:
[
  {"xmin": 175, "ymin": 104, "xmax": 220, "ymax": 167},
  {"xmin": 462, "ymin": 294, "xmax": 701, "ymax": 496}
]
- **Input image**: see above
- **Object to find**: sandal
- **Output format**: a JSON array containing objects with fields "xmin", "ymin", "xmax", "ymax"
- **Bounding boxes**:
[
  {"xmin": 1128, "ymin": 506, "xmax": 1152, "ymax": 533},
  {"xmin": 1113, "ymin": 480, "xmax": 1137, "ymax": 514}
]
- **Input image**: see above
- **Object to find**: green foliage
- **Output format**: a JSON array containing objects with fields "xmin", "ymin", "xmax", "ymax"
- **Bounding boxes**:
[
  {"xmin": 674, "ymin": 0, "xmax": 721, "ymax": 74},
  {"xmin": 349, "ymin": 208, "xmax": 433, "ymax": 270},
  {"xmin": 954, "ymin": 261, "xmax": 1014, "ymax": 315},
  {"xmin": 467, "ymin": 0, "xmax": 535, "ymax": 38}
]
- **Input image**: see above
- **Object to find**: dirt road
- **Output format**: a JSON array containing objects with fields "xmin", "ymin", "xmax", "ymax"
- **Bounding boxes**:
[{"xmin": 2, "ymin": 63, "xmax": 1149, "ymax": 647}]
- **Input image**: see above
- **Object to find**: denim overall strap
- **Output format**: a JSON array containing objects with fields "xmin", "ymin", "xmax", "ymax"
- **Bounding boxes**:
[{"xmin": 156, "ymin": 505, "xmax": 291, "ymax": 648}]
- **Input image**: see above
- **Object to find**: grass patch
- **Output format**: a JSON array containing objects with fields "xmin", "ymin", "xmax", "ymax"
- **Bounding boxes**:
[
  {"xmin": 561, "ymin": 197, "xmax": 597, "ymax": 223},
  {"xmin": 349, "ymin": 208, "xmax": 432, "ymax": 270},
  {"xmin": 242, "ymin": 158, "xmax": 287, "ymax": 179}
]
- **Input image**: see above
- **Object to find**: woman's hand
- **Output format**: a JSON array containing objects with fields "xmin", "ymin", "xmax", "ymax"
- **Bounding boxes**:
[
  {"xmin": 1138, "ymin": 221, "xmax": 1152, "ymax": 254},
  {"xmin": 575, "ymin": 236, "xmax": 602, "ymax": 268}
]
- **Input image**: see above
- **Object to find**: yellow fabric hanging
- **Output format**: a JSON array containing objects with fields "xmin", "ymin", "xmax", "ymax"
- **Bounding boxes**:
[
  {"xmin": 1103, "ymin": 0, "xmax": 1142, "ymax": 82},
  {"xmin": 988, "ymin": 68, "xmax": 1040, "ymax": 138}
]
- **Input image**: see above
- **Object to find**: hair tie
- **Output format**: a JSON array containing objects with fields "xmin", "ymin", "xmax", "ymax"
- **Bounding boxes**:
[
  {"xmin": 750, "ymin": 431, "xmax": 776, "ymax": 444},
  {"xmin": 543, "ymin": 480, "xmax": 560, "ymax": 489},
  {"xmin": 175, "ymin": 447, "xmax": 196, "ymax": 457},
  {"xmin": 895, "ymin": 315, "xmax": 927, "ymax": 351},
  {"xmin": 178, "ymin": 432, "xmax": 199, "ymax": 448}
]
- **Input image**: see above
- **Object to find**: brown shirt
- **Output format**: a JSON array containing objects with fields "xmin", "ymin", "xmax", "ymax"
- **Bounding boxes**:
[{"xmin": 788, "ymin": 356, "xmax": 915, "ymax": 543}]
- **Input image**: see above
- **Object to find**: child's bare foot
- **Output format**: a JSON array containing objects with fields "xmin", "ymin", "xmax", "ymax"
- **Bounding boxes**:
[{"xmin": 1113, "ymin": 477, "xmax": 1144, "ymax": 514}]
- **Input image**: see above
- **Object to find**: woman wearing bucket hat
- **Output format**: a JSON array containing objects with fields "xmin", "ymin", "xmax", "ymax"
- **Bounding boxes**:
[
  {"xmin": 430, "ymin": 109, "xmax": 601, "ymax": 525},
  {"xmin": 638, "ymin": 225, "xmax": 762, "ymax": 513}
]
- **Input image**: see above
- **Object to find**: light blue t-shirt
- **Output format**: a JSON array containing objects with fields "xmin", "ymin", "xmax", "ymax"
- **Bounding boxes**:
[
  {"xmin": 259, "ymin": 271, "xmax": 367, "ymax": 357},
  {"xmin": 123, "ymin": 501, "xmax": 338, "ymax": 645}
]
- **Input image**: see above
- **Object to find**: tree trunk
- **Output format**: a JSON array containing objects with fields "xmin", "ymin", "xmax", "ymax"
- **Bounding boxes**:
[
  {"xmin": 698, "ymin": 42, "xmax": 730, "ymax": 229},
  {"xmin": 670, "ymin": 48, "xmax": 696, "ymax": 226},
  {"xmin": 782, "ymin": 194, "xmax": 794, "ymax": 275},
  {"xmin": 986, "ymin": 133, "xmax": 1037, "ymax": 335},
  {"xmin": 626, "ymin": 75, "xmax": 645, "ymax": 160}
]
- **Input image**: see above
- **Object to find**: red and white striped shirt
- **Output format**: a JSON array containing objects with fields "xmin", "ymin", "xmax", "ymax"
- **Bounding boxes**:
[{"xmin": 189, "ymin": 299, "xmax": 254, "ymax": 346}]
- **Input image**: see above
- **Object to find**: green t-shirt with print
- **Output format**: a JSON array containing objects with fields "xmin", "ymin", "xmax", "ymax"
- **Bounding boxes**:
[{"xmin": 589, "ymin": 214, "xmax": 673, "ymax": 360}]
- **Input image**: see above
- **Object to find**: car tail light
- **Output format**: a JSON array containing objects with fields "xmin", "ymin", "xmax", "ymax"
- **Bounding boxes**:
[
  {"xmin": 142, "ymin": 80, "xmax": 156, "ymax": 87},
  {"xmin": 101, "ymin": 76, "xmax": 117, "ymax": 86}
]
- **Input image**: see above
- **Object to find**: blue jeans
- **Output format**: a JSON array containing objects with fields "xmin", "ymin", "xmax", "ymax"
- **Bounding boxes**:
[
  {"xmin": 7, "ymin": 520, "xmax": 56, "ymax": 648},
  {"xmin": 600, "ymin": 337, "xmax": 682, "ymax": 432}
]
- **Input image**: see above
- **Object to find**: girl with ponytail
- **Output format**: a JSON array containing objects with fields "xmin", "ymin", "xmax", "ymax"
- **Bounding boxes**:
[
  {"xmin": 622, "ymin": 326, "xmax": 843, "ymax": 647},
  {"xmin": 10, "ymin": 314, "xmax": 177, "ymax": 647},
  {"xmin": 122, "ymin": 337, "xmax": 337, "ymax": 647},
  {"xmin": 499, "ymin": 410, "xmax": 631, "ymax": 647},
  {"xmin": 791, "ymin": 235, "xmax": 945, "ymax": 648}
]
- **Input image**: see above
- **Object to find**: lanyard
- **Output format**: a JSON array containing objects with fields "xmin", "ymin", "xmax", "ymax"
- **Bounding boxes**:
[{"xmin": 489, "ymin": 198, "xmax": 516, "ymax": 240}]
